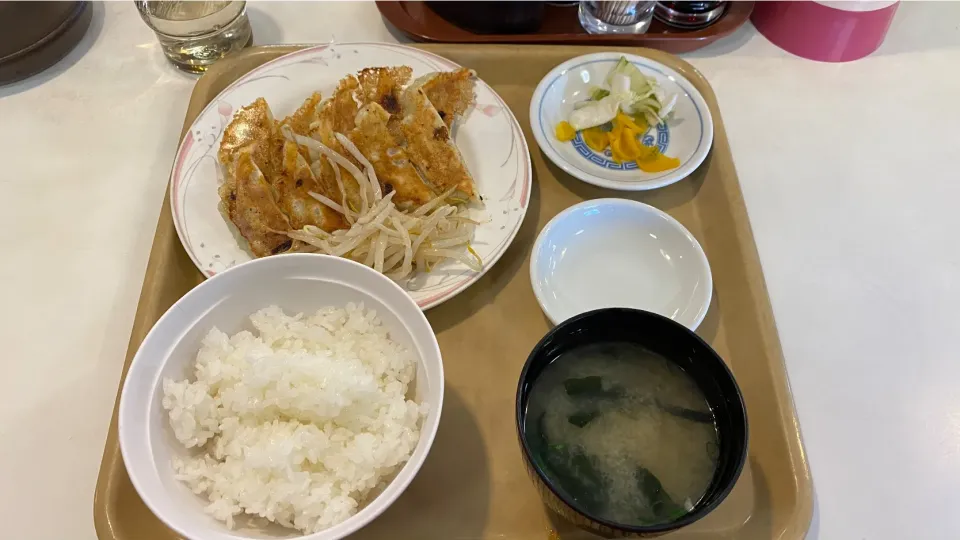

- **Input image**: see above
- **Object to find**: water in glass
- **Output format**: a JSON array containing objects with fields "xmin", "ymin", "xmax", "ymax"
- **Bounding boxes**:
[
  {"xmin": 136, "ymin": 1, "xmax": 253, "ymax": 73},
  {"xmin": 579, "ymin": 1, "xmax": 657, "ymax": 34}
]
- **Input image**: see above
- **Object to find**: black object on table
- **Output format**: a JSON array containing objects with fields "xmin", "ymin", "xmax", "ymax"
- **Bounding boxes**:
[
  {"xmin": 654, "ymin": 1, "xmax": 727, "ymax": 29},
  {"xmin": 0, "ymin": 1, "xmax": 93, "ymax": 85},
  {"xmin": 427, "ymin": 1, "xmax": 546, "ymax": 34}
]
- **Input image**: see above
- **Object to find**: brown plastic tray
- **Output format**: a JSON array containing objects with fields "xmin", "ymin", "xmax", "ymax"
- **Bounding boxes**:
[
  {"xmin": 94, "ymin": 43, "xmax": 812, "ymax": 540},
  {"xmin": 377, "ymin": 2, "xmax": 753, "ymax": 53}
]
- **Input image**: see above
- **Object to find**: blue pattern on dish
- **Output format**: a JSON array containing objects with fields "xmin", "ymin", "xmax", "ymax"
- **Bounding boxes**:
[{"xmin": 570, "ymin": 122, "xmax": 670, "ymax": 171}]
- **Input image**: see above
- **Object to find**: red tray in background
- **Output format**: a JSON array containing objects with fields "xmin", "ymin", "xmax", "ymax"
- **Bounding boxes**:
[{"xmin": 376, "ymin": 1, "xmax": 754, "ymax": 54}]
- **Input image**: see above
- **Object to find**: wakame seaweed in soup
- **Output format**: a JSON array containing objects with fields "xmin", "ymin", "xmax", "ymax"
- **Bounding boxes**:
[{"xmin": 524, "ymin": 342, "xmax": 719, "ymax": 526}]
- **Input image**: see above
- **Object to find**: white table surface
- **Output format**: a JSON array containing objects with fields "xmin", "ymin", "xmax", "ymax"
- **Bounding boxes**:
[{"xmin": 2, "ymin": 2, "xmax": 959, "ymax": 539}]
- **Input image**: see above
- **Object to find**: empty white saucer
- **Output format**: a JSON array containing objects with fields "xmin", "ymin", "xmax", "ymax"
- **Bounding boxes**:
[{"xmin": 530, "ymin": 199, "xmax": 712, "ymax": 329}]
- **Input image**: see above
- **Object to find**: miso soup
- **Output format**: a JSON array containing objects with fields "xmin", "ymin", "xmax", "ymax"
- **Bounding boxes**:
[{"xmin": 523, "ymin": 342, "xmax": 719, "ymax": 526}]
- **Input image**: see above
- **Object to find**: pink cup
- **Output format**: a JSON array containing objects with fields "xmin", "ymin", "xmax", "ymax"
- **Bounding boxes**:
[{"xmin": 751, "ymin": 1, "xmax": 900, "ymax": 62}]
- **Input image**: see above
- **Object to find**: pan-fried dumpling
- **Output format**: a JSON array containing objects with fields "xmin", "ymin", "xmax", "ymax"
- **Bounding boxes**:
[
  {"xmin": 346, "ymin": 103, "xmax": 437, "ymax": 210},
  {"xmin": 219, "ymin": 98, "xmax": 280, "ymax": 179},
  {"xmin": 398, "ymin": 87, "xmax": 477, "ymax": 201},
  {"xmin": 275, "ymin": 141, "xmax": 347, "ymax": 232},
  {"xmin": 413, "ymin": 68, "xmax": 477, "ymax": 129},
  {"xmin": 219, "ymin": 153, "xmax": 295, "ymax": 257}
]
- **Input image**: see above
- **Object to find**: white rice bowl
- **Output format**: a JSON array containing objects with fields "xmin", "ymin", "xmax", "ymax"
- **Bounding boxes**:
[
  {"xmin": 163, "ymin": 304, "xmax": 426, "ymax": 533},
  {"xmin": 119, "ymin": 254, "xmax": 444, "ymax": 540}
]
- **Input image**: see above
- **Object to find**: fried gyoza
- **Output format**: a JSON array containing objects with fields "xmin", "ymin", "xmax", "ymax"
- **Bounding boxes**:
[
  {"xmin": 346, "ymin": 103, "xmax": 437, "ymax": 210},
  {"xmin": 219, "ymin": 98, "xmax": 281, "ymax": 178},
  {"xmin": 276, "ymin": 141, "xmax": 347, "ymax": 231},
  {"xmin": 307, "ymin": 135, "xmax": 364, "ymax": 215},
  {"xmin": 217, "ymin": 64, "xmax": 483, "ymax": 260},
  {"xmin": 219, "ymin": 153, "xmax": 294, "ymax": 257},
  {"xmin": 357, "ymin": 66, "xmax": 412, "ymax": 115},
  {"xmin": 415, "ymin": 68, "xmax": 477, "ymax": 129},
  {"xmin": 308, "ymin": 67, "xmax": 418, "ymax": 212},
  {"xmin": 312, "ymin": 67, "xmax": 412, "ymax": 139},
  {"xmin": 279, "ymin": 92, "xmax": 324, "ymax": 139},
  {"xmin": 313, "ymin": 76, "xmax": 362, "ymax": 138},
  {"xmin": 218, "ymin": 95, "xmax": 346, "ymax": 257},
  {"xmin": 398, "ymin": 87, "xmax": 478, "ymax": 201}
]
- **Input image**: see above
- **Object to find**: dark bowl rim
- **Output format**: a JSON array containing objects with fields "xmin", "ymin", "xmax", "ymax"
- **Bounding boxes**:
[{"xmin": 514, "ymin": 307, "xmax": 749, "ymax": 534}]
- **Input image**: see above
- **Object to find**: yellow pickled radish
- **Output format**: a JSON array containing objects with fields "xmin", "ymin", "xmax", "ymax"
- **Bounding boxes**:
[
  {"xmin": 555, "ymin": 121, "xmax": 576, "ymax": 142},
  {"xmin": 582, "ymin": 127, "xmax": 609, "ymax": 152},
  {"xmin": 615, "ymin": 112, "xmax": 646, "ymax": 134},
  {"xmin": 559, "ymin": 111, "xmax": 679, "ymax": 172},
  {"xmin": 637, "ymin": 152, "xmax": 681, "ymax": 172}
]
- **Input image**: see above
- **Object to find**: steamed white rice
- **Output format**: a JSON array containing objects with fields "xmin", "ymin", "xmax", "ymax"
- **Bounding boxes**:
[{"xmin": 161, "ymin": 304, "xmax": 425, "ymax": 533}]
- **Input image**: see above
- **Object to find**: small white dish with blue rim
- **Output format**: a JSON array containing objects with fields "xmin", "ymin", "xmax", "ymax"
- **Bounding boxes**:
[
  {"xmin": 530, "ymin": 198, "xmax": 712, "ymax": 329},
  {"xmin": 530, "ymin": 52, "xmax": 714, "ymax": 191}
]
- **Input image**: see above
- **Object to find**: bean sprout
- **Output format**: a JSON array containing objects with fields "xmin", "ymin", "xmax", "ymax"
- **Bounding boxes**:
[{"xmin": 285, "ymin": 135, "xmax": 481, "ymax": 280}]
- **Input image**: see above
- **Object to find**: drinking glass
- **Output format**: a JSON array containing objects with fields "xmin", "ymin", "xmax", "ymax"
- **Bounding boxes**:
[
  {"xmin": 136, "ymin": 1, "xmax": 253, "ymax": 73},
  {"xmin": 579, "ymin": 0, "xmax": 657, "ymax": 34}
]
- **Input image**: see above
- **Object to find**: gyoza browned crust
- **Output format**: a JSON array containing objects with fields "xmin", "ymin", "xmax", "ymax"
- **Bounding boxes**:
[
  {"xmin": 310, "ymin": 67, "xmax": 415, "ymax": 212},
  {"xmin": 218, "ymin": 98, "xmax": 281, "ymax": 178},
  {"xmin": 418, "ymin": 68, "xmax": 477, "ymax": 129},
  {"xmin": 220, "ymin": 153, "xmax": 295, "ymax": 257},
  {"xmin": 218, "ymin": 64, "xmax": 482, "ymax": 261},
  {"xmin": 311, "ymin": 134, "xmax": 366, "ymax": 214},
  {"xmin": 314, "ymin": 67, "xmax": 411, "ymax": 142},
  {"xmin": 276, "ymin": 141, "xmax": 347, "ymax": 232},
  {"xmin": 309, "ymin": 75, "xmax": 364, "ymax": 210},
  {"xmin": 346, "ymin": 103, "xmax": 437, "ymax": 209},
  {"xmin": 313, "ymin": 75, "xmax": 361, "ymax": 137},
  {"xmin": 279, "ymin": 92, "xmax": 324, "ymax": 138},
  {"xmin": 398, "ymin": 87, "xmax": 477, "ymax": 200},
  {"xmin": 357, "ymin": 66, "xmax": 413, "ymax": 116},
  {"xmin": 218, "ymin": 95, "xmax": 346, "ymax": 256}
]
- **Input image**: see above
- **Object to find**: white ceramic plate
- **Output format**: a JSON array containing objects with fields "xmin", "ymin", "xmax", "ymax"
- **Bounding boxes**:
[
  {"xmin": 529, "ymin": 52, "xmax": 713, "ymax": 191},
  {"xmin": 530, "ymin": 199, "xmax": 712, "ymax": 329},
  {"xmin": 170, "ymin": 42, "xmax": 532, "ymax": 310}
]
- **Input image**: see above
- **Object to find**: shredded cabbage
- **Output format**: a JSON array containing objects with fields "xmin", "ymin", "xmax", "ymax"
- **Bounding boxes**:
[{"xmin": 568, "ymin": 56, "xmax": 677, "ymax": 130}]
